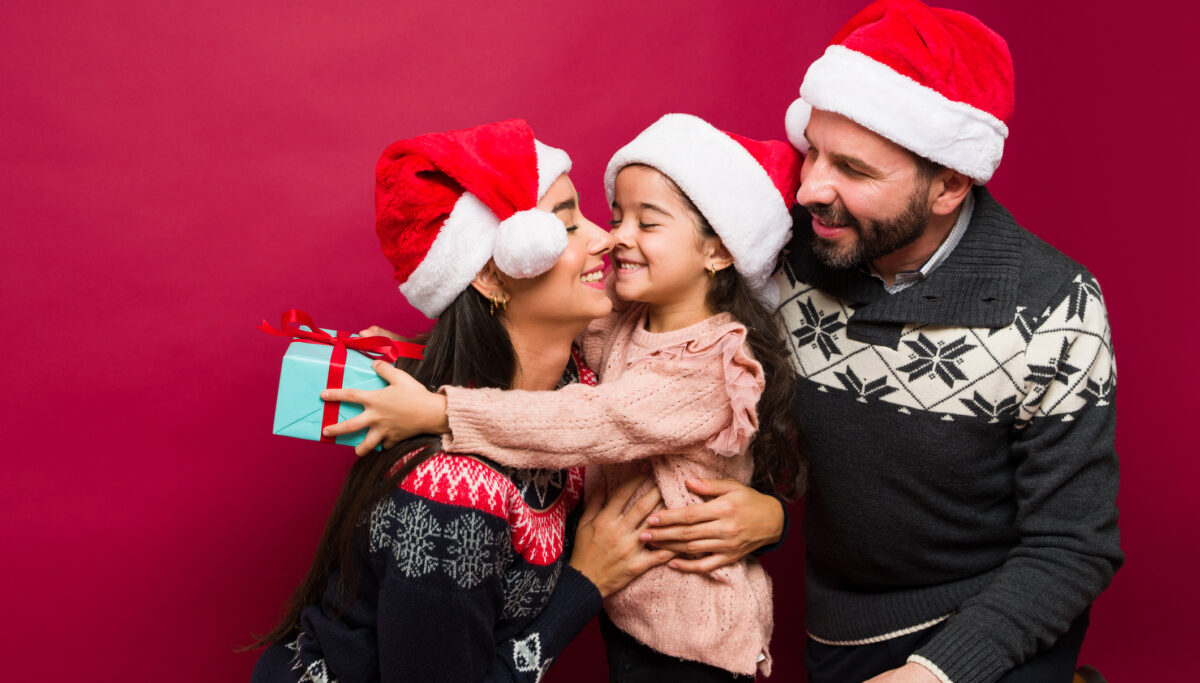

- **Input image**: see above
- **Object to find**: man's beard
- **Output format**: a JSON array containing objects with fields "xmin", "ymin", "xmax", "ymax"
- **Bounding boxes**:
[{"xmin": 807, "ymin": 183, "xmax": 933, "ymax": 269}]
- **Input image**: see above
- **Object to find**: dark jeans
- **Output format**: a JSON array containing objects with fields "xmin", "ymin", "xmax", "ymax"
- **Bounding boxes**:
[
  {"xmin": 806, "ymin": 609, "xmax": 1090, "ymax": 683},
  {"xmin": 599, "ymin": 611, "xmax": 755, "ymax": 683}
]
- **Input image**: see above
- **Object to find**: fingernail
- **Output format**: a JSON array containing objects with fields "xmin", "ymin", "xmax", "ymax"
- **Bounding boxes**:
[
  {"xmin": 667, "ymin": 561, "xmax": 678, "ymax": 569},
  {"xmin": 320, "ymin": 390, "xmax": 329, "ymax": 399},
  {"xmin": 322, "ymin": 427, "xmax": 330, "ymax": 436},
  {"xmin": 640, "ymin": 532, "xmax": 652, "ymax": 541},
  {"xmin": 648, "ymin": 516, "xmax": 659, "ymax": 525}
]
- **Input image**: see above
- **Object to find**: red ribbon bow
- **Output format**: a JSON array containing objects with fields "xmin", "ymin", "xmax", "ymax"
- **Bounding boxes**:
[{"xmin": 260, "ymin": 309, "xmax": 424, "ymax": 443}]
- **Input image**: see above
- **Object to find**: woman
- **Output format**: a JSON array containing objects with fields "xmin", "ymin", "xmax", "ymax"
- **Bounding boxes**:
[{"xmin": 250, "ymin": 119, "xmax": 672, "ymax": 682}]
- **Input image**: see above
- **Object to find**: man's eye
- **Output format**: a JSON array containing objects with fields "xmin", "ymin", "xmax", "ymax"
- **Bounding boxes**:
[{"xmin": 840, "ymin": 164, "xmax": 864, "ymax": 177}]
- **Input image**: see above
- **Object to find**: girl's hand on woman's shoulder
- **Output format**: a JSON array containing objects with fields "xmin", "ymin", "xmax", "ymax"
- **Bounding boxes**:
[
  {"xmin": 570, "ymin": 474, "xmax": 675, "ymax": 598},
  {"xmin": 320, "ymin": 360, "xmax": 449, "ymax": 457},
  {"xmin": 357, "ymin": 325, "xmax": 407, "ymax": 342}
]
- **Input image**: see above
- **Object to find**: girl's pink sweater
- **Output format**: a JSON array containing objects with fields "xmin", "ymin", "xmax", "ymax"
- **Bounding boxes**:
[{"xmin": 440, "ymin": 303, "xmax": 774, "ymax": 676}]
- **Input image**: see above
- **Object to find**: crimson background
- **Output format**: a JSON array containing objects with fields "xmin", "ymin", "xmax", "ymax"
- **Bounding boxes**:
[{"xmin": 2, "ymin": 1, "xmax": 1195, "ymax": 680}]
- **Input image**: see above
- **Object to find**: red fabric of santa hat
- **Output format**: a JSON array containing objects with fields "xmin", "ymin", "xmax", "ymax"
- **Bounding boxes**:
[{"xmin": 785, "ymin": 0, "xmax": 1014, "ymax": 184}]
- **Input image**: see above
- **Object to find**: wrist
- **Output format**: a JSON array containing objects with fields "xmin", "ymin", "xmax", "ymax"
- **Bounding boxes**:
[{"xmin": 426, "ymin": 393, "xmax": 449, "ymax": 435}]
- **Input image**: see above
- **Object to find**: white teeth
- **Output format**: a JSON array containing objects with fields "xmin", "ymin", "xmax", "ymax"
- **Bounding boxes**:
[
  {"xmin": 580, "ymin": 271, "xmax": 602, "ymax": 283},
  {"xmin": 619, "ymin": 262, "xmax": 643, "ymax": 270}
]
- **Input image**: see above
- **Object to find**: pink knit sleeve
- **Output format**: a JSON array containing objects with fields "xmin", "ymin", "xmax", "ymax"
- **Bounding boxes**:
[{"xmin": 439, "ymin": 329, "xmax": 764, "ymax": 469}]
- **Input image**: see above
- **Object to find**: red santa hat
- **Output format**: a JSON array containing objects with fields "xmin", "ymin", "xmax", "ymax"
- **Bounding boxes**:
[
  {"xmin": 604, "ymin": 113, "xmax": 802, "ymax": 305},
  {"xmin": 374, "ymin": 119, "xmax": 572, "ymax": 318},
  {"xmin": 785, "ymin": 0, "xmax": 1014, "ymax": 184}
]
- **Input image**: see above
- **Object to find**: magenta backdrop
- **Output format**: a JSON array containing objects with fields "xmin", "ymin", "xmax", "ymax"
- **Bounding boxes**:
[{"xmin": 2, "ymin": 1, "xmax": 1195, "ymax": 680}]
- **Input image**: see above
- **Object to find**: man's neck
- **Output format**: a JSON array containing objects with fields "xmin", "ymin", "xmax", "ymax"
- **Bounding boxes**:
[{"xmin": 870, "ymin": 204, "xmax": 963, "ymax": 286}]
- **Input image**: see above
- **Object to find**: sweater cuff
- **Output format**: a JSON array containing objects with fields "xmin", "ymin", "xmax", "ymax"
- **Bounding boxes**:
[
  {"xmin": 549, "ymin": 564, "xmax": 604, "ymax": 636},
  {"xmin": 439, "ymin": 385, "xmax": 493, "ymax": 456},
  {"xmin": 751, "ymin": 494, "xmax": 790, "ymax": 557},
  {"xmin": 911, "ymin": 618, "xmax": 1009, "ymax": 683}
]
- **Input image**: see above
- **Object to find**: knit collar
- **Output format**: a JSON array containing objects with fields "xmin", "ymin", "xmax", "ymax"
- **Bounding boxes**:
[
  {"xmin": 783, "ymin": 186, "xmax": 1022, "ymax": 328},
  {"xmin": 628, "ymin": 307, "xmax": 739, "ymax": 351}
]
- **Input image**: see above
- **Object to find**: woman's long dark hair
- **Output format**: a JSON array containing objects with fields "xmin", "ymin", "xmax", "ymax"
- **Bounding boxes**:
[
  {"xmin": 251, "ymin": 287, "xmax": 515, "ymax": 648},
  {"xmin": 653, "ymin": 168, "xmax": 806, "ymax": 500}
]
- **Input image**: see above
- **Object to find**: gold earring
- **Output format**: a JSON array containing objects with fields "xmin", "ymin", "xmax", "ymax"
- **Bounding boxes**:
[
  {"xmin": 708, "ymin": 264, "xmax": 718, "ymax": 278},
  {"xmin": 488, "ymin": 294, "xmax": 498, "ymax": 316},
  {"xmin": 500, "ymin": 295, "xmax": 508, "ymax": 311}
]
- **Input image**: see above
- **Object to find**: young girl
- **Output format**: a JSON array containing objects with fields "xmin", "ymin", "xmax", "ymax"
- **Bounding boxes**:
[
  {"xmin": 250, "ymin": 119, "xmax": 671, "ymax": 683},
  {"xmin": 325, "ymin": 114, "xmax": 804, "ymax": 680}
]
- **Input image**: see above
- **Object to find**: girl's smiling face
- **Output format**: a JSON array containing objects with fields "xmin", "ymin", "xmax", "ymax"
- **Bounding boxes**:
[{"xmin": 609, "ymin": 164, "xmax": 726, "ymax": 317}]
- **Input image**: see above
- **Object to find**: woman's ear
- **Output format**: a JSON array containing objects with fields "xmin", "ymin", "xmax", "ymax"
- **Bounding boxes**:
[{"xmin": 470, "ymin": 259, "xmax": 509, "ymax": 302}]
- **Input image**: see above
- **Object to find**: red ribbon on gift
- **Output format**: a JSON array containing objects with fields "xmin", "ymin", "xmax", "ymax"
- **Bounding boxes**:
[{"xmin": 260, "ymin": 309, "xmax": 424, "ymax": 443}]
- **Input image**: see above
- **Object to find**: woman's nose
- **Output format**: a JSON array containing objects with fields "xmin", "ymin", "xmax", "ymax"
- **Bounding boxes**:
[{"xmin": 584, "ymin": 219, "xmax": 615, "ymax": 254}]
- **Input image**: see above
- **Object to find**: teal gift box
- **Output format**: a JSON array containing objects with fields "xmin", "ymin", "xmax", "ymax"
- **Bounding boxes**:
[{"xmin": 261, "ymin": 310, "xmax": 424, "ymax": 448}]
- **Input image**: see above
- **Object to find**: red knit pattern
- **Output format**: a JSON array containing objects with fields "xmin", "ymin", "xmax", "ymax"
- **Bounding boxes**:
[{"xmin": 399, "ymin": 454, "xmax": 583, "ymax": 566}]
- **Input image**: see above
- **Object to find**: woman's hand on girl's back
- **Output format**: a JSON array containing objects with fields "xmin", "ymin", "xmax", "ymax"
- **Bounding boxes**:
[
  {"xmin": 569, "ymin": 474, "xmax": 676, "ymax": 598},
  {"xmin": 320, "ymin": 360, "xmax": 449, "ymax": 457}
]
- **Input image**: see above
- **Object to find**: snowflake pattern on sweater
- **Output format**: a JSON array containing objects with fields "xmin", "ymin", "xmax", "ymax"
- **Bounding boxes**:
[{"xmin": 779, "ymin": 272, "xmax": 1115, "ymax": 426}]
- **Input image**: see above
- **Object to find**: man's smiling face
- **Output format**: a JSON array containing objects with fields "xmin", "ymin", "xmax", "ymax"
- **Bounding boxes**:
[{"xmin": 796, "ymin": 108, "xmax": 937, "ymax": 269}]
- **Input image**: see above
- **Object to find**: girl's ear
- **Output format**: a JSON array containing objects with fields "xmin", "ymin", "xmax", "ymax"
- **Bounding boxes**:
[
  {"xmin": 470, "ymin": 260, "xmax": 509, "ymax": 301},
  {"xmin": 705, "ymin": 239, "xmax": 735, "ymax": 273}
]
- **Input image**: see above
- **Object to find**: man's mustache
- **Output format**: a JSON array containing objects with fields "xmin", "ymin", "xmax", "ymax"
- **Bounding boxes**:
[{"xmin": 805, "ymin": 202, "xmax": 860, "ymax": 231}]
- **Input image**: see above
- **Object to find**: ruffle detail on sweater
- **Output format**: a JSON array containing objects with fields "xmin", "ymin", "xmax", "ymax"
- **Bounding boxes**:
[{"xmin": 624, "ymin": 321, "xmax": 764, "ymax": 458}]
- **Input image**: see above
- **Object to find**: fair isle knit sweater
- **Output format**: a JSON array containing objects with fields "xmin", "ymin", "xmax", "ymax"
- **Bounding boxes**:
[
  {"xmin": 252, "ymin": 351, "xmax": 602, "ymax": 683},
  {"xmin": 442, "ymin": 306, "xmax": 774, "ymax": 677},
  {"xmin": 776, "ymin": 186, "xmax": 1123, "ymax": 683}
]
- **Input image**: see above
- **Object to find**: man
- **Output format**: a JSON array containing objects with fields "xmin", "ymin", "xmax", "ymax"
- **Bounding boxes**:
[{"xmin": 768, "ymin": 1, "xmax": 1120, "ymax": 681}]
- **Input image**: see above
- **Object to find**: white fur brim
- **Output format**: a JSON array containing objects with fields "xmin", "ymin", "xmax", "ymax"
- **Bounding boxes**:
[
  {"xmin": 787, "ymin": 45, "xmax": 1009, "ymax": 184},
  {"xmin": 604, "ymin": 113, "xmax": 791, "ymax": 305},
  {"xmin": 534, "ymin": 140, "xmax": 572, "ymax": 199},
  {"xmin": 399, "ymin": 191, "xmax": 498, "ymax": 318}
]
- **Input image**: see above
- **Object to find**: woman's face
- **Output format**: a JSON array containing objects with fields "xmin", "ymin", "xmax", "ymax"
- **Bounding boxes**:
[
  {"xmin": 609, "ymin": 165, "xmax": 716, "ymax": 309},
  {"xmin": 503, "ymin": 174, "xmax": 614, "ymax": 332}
]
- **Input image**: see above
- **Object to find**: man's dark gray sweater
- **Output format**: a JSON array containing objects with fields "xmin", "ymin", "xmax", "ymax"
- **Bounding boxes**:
[{"xmin": 775, "ymin": 186, "xmax": 1123, "ymax": 683}]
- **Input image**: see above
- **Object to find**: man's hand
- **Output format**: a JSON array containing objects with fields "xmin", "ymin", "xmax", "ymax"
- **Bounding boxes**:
[
  {"xmin": 864, "ymin": 662, "xmax": 941, "ymax": 683},
  {"xmin": 638, "ymin": 478, "xmax": 785, "ymax": 573},
  {"xmin": 570, "ymin": 475, "xmax": 676, "ymax": 597},
  {"xmin": 320, "ymin": 360, "xmax": 449, "ymax": 456}
]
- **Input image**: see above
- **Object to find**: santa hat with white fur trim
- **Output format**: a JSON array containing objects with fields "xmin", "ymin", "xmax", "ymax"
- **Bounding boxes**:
[
  {"xmin": 785, "ymin": 0, "xmax": 1014, "ymax": 184},
  {"xmin": 375, "ymin": 119, "xmax": 572, "ymax": 318},
  {"xmin": 604, "ymin": 114, "xmax": 803, "ymax": 306}
]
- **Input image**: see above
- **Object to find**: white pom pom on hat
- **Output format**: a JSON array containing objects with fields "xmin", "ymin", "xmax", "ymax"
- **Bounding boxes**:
[{"xmin": 493, "ymin": 208, "xmax": 570, "ymax": 278}]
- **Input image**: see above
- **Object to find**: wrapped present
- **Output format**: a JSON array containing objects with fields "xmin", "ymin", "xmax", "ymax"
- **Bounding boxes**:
[{"xmin": 260, "ymin": 310, "xmax": 424, "ymax": 447}]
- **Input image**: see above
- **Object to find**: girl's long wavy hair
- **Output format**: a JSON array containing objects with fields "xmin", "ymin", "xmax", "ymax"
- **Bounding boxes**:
[
  {"xmin": 643, "ymin": 165, "xmax": 806, "ymax": 500},
  {"xmin": 250, "ymin": 287, "xmax": 515, "ymax": 648}
]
